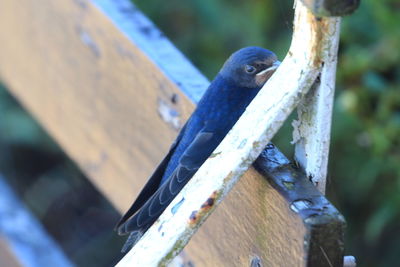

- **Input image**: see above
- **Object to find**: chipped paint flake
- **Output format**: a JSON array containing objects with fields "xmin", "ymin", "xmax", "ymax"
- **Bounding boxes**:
[{"xmin": 157, "ymin": 98, "xmax": 181, "ymax": 130}]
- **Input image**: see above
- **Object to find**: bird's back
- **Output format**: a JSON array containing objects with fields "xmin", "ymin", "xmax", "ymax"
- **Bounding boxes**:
[{"xmin": 160, "ymin": 75, "xmax": 259, "ymax": 185}]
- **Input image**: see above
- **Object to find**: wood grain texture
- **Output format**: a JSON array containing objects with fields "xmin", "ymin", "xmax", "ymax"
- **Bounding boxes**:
[
  {"xmin": 0, "ymin": 0, "xmax": 338, "ymax": 266},
  {"xmin": 186, "ymin": 167, "xmax": 306, "ymax": 267},
  {"xmin": 0, "ymin": 0, "xmax": 195, "ymax": 212}
]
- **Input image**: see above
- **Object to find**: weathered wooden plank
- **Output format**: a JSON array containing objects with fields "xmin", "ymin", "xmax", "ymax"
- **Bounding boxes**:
[
  {"xmin": 0, "ymin": 0, "xmax": 197, "ymax": 212},
  {"xmin": 255, "ymin": 146, "xmax": 345, "ymax": 267},
  {"xmin": 185, "ymin": 153, "xmax": 308, "ymax": 267},
  {"xmin": 0, "ymin": 0, "xmax": 344, "ymax": 266}
]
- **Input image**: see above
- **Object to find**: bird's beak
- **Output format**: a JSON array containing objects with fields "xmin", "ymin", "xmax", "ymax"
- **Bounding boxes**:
[{"xmin": 255, "ymin": 60, "xmax": 281, "ymax": 86}]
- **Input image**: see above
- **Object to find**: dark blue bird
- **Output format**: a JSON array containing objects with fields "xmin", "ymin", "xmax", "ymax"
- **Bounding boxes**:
[{"xmin": 116, "ymin": 46, "xmax": 280, "ymax": 252}]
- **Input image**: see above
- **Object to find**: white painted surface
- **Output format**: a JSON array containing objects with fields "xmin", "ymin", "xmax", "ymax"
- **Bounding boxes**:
[{"xmin": 292, "ymin": 18, "xmax": 341, "ymax": 194}]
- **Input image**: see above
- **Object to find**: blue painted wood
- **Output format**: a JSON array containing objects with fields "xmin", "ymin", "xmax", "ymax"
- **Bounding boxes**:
[
  {"xmin": 92, "ymin": 0, "xmax": 210, "ymax": 104},
  {"xmin": 0, "ymin": 175, "xmax": 74, "ymax": 267}
]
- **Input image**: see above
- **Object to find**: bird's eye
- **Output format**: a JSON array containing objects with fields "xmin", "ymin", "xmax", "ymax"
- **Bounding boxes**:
[{"xmin": 245, "ymin": 65, "xmax": 256, "ymax": 74}]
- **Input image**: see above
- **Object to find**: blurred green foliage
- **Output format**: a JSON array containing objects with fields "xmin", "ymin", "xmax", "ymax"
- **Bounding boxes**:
[
  {"xmin": 134, "ymin": 0, "xmax": 294, "ymax": 78},
  {"xmin": 133, "ymin": 0, "xmax": 399, "ymax": 266}
]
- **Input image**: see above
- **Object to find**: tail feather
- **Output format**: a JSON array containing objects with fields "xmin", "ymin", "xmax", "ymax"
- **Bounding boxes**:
[{"xmin": 121, "ymin": 231, "xmax": 143, "ymax": 253}]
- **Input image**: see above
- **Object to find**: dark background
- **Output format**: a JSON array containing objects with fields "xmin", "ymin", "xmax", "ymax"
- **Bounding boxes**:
[{"xmin": 0, "ymin": 0, "xmax": 399, "ymax": 266}]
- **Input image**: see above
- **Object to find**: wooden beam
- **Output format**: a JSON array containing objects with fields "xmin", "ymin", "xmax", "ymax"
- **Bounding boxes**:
[
  {"xmin": 183, "ymin": 144, "xmax": 345, "ymax": 267},
  {"xmin": 0, "ymin": 0, "xmax": 345, "ymax": 265},
  {"xmin": 0, "ymin": 0, "xmax": 197, "ymax": 212}
]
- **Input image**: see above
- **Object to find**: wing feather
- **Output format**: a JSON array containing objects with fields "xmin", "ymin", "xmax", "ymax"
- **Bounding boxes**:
[
  {"xmin": 117, "ymin": 129, "xmax": 216, "ymax": 235},
  {"xmin": 115, "ymin": 123, "xmax": 188, "ymax": 231}
]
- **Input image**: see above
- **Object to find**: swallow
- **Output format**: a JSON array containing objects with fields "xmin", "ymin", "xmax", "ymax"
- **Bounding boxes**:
[{"xmin": 116, "ymin": 46, "xmax": 280, "ymax": 252}]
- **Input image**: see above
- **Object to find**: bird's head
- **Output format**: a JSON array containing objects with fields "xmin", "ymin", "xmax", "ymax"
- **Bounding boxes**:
[{"xmin": 219, "ymin": 46, "xmax": 280, "ymax": 89}]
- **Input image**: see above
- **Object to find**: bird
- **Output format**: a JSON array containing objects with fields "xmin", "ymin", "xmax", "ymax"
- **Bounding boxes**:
[{"xmin": 115, "ymin": 46, "xmax": 280, "ymax": 252}]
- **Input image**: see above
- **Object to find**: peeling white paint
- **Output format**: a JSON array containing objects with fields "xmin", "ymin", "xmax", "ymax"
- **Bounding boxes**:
[
  {"xmin": 157, "ymin": 98, "xmax": 181, "ymax": 130},
  {"xmin": 292, "ymin": 17, "xmax": 341, "ymax": 194}
]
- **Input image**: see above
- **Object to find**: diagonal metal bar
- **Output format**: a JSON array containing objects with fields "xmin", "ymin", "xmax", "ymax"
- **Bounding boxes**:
[{"xmin": 292, "ymin": 17, "xmax": 341, "ymax": 193}]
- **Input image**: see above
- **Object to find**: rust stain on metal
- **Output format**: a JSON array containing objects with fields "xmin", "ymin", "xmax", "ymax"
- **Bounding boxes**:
[
  {"xmin": 305, "ymin": 8, "xmax": 334, "ymax": 68},
  {"xmin": 200, "ymin": 191, "xmax": 217, "ymax": 210},
  {"xmin": 188, "ymin": 210, "xmax": 198, "ymax": 224},
  {"xmin": 188, "ymin": 191, "xmax": 218, "ymax": 226}
]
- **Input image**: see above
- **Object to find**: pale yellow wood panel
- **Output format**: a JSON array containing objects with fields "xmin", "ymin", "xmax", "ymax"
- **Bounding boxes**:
[
  {"xmin": 0, "ymin": 1, "xmax": 307, "ymax": 266},
  {"xmin": 0, "ymin": 0, "xmax": 194, "ymax": 212}
]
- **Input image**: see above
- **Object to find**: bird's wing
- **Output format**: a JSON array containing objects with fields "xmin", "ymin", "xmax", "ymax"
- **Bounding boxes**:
[
  {"xmin": 115, "ymin": 123, "xmax": 188, "ymax": 230},
  {"xmin": 117, "ymin": 127, "xmax": 216, "ymax": 235}
]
